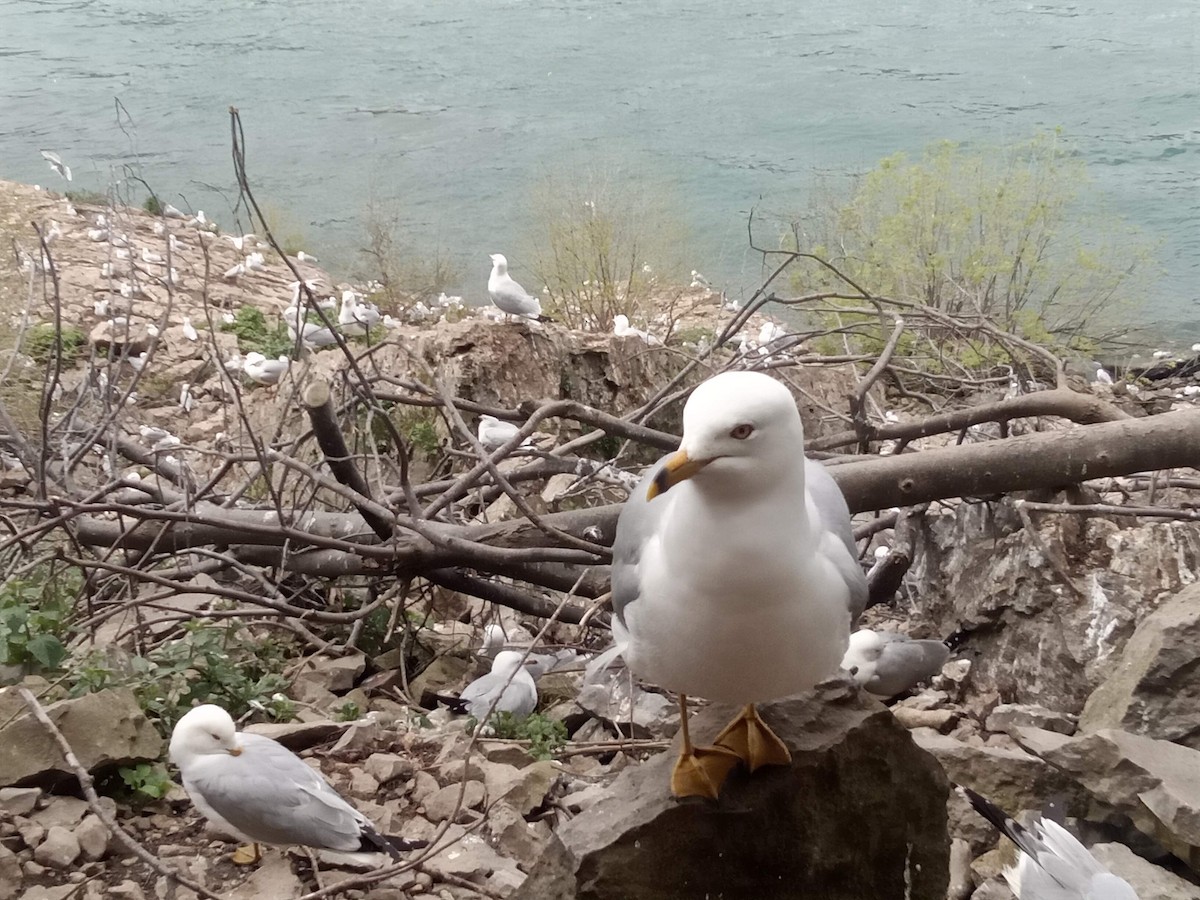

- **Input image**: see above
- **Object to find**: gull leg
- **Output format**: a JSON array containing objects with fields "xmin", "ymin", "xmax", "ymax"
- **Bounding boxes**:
[
  {"xmin": 670, "ymin": 693, "xmax": 741, "ymax": 799},
  {"xmin": 231, "ymin": 842, "xmax": 262, "ymax": 865},
  {"xmin": 712, "ymin": 703, "xmax": 791, "ymax": 773}
]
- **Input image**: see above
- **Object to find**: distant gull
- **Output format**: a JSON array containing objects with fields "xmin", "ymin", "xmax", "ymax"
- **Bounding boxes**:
[
  {"xmin": 842, "ymin": 629, "xmax": 950, "ymax": 698},
  {"xmin": 225, "ymin": 234, "xmax": 257, "ymax": 252},
  {"xmin": 488, "ymin": 254, "xmax": 549, "ymax": 322},
  {"xmin": 40, "ymin": 150, "xmax": 71, "ymax": 182},
  {"xmin": 182, "ymin": 317, "xmax": 199, "ymax": 342},
  {"xmin": 477, "ymin": 415, "xmax": 531, "ymax": 452},
  {"xmin": 435, "ymin": 650, "xmax": 538, "ymax": 722},
  {"xmin": 179, "ymin": 383, "xmax": 196, "ymax": 413},
  {"xmin": 960, "ymin": 787, "xmax": 1138, "ymax": 899},
  {"xmin": 613, "ymin": 314, "xmax": 661, "ymax": 345},
  {"xmin": 295, "ymin": 251, "xmax": 317, "ymax": 263},
  {"xmin": 86, "ymin": 228, "xmax": 109, "ymax": 243},
  {"xmin": 1094, "ymin": 364, "xmax": 1114, "ymax": 385},
  {"xmin": 223, "ymin": 263, "xmax": 245, "ymax": 281},
  {"xmin": 244, "ymin": 251, "xmax": 266, "ymax": 272},
  {"xmin": 163, "ymin": 204, "xmax": 188, "ymax": 220},
  {"xmin": 242, "ymin": 352, "xmax": 289, "ymax": 385},
  {"xmin": 170, "ymin": 705, "xmax": 427, "ymax": 865},
  {"xmin": 690, "ymin": 270, "xmax": 709, "ymax": 288},
  {"xmin": 592, "ymin": 370, "xmax": 867, "ymax": 798}
]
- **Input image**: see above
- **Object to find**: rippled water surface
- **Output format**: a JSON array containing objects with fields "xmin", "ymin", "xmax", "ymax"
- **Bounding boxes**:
[{"xmin": 1, "ymin": 1, "xmax": 1196, "ymax": 326}]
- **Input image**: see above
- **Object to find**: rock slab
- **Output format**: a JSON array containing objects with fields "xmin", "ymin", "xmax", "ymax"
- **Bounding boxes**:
[
  {"xmin": 520, "ymin": 688, "xmax": 949, "ymax": 899},
  {"xmin": 0, "ymin": 687, "xmax": 162, "ymax": 787}
]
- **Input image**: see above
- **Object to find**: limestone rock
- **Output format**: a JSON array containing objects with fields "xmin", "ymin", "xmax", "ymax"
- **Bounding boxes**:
[
  {"xmin": 908, "ymin": 504, "xmax": 1200, "ymax": 713},
  {"xmin": 912, "ymin": 731, "xmax": 1082, "ymax": 816},
  {"xmin": 0, "ymin": 844, "xmax": 22, "ymax": 900},
  {"xmin": 226, "ymin": 853, "xmax": 304, "ymax": 899},
  {"xmin": 1031, "ymin": 726, "xmax": 1200, "ymax": 867},
  {"xmin": 74, "ymin": 814, "xmax": 110, "ymax": 860},
  {"xmin": 32, "ymin": 796, "xmax": 88, "ymax": 828},
  {"xmin": 296, "ymin": 653, "xmax": 366, "ymax": 694},
  {"xmin": 1090, "ymin": 842, "xmax": 1200, "ymax": 898},
  {"xmin": 33, "ymin": 825, "xmax": 80, "ymax": 869},
  {"xmin": 575, "ymin": 678, "xmax": 678, "ymax": 740},
  {"xmin": 521, "ymin": 690, "xmax": 949, "ymax": 899},
  {"xmin": 0, "ymin": 786, "xmax": 41, "ymax": 817},
  {"xmin": 0, "ymin": 687, "xmax": 162, "ymax": 787},
  {"xmin": 1079, "ymin": 584, "xmax": 1200, "ymax": 748},
  {"xmin": 364, "ymin": 752, "xmax": 414, "ymax": 785},
  {"xmin": 985, "ymin": 702, "xmax": 1077, "ymax": 736},
  {"xmin": 425, "ymin": 781, "xmax": 486, "ymax": 823}
]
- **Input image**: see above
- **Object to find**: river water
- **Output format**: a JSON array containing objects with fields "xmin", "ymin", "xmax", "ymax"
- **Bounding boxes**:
[{"xmin": 1, "ymin": 0, "xmax": 1196, "ymax": 329}]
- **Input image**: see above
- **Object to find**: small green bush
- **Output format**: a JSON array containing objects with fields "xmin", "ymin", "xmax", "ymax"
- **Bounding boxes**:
[
  {"xmin": 142, "ymin": 195, "xmax": 163, "ymax": 216},
  {"xmin": 486, "ymin": 711, "xmax": 568, "ymax": 761},
  {"xmin": 0, "ymin": 565, "xmax": 79, "ymax": 673},
  {"xmin": 64, "ymin": 189, "xmax": 108, "ymax": 206},
  {"xmin": 25, "ymin": 324, "xmax": 86, "ymax": 365},
  {"xmin": 220, "ymin": 306, "xmax": 294, "ymax": 359}
]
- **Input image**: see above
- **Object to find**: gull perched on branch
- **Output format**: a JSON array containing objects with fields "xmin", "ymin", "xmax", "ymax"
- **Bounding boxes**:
[
  {"xmin": 488, "ymin": 254, "xmax": 549, "ymax": 322},
  {"xmin": 40, "ymin": 150, "xmax": 71, "ymax": 182},
  {"xmin": 170, "ymin": 705, "xmax": 427, "ymax": 865},
  {"xmin": 593, "ymin": 370, "xmax": 867, "ymax": 798}
]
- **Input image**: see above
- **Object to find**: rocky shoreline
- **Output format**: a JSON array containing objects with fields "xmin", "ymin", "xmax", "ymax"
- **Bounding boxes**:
[{"xmin": 3, "ymin": 178, "xmax": 1200, "ymax": 898}]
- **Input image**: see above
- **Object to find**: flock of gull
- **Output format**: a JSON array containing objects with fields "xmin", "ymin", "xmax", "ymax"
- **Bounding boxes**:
[{"xmin": 31, "ymin": 153, "xmax": 1138, "ymax": 896}]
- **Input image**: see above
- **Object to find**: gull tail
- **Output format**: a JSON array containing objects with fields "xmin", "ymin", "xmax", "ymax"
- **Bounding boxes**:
[
  {"xmin": 432, "ymin": 693, "xmax": 470, "ymax": 715},
  {"xmin": 360, "ymin": 826, "xmax": 429, "ymax": 859},
  {"xmin": 583, "ymin": 641, "xmax": 627, "ymax": 684},
  {"xmin": 536, "ymin": 314, "xmax": 554, "ymax": 323},
  {"xmin": 957, "ymin": 786, "xmax": 1042, "ymax": 861}
]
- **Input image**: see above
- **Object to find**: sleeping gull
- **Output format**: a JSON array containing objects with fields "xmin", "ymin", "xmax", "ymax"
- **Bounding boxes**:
[
  {"xmin": 960, "ymin": 787, "xmax": 1138, "ymax": 899},
  {"xmin": 435, "ymin": 650, "xmax": 538, "ymax": 722},
  {"xmin": 487, "ymin": 254, "xmax": 548, "ymax": 322},
  {"xmin": 598, "ymin": 370, "xmax": 867, "ymax": 797},
  {"xmin": 477, "ymin": 415, "xmax": 532, "ymax": 452},
  {"xmin": 842, "ymin": 629, "xmax": 949, "ymax": 698},
  {"xmin": 170, "ymin": 705, "xmax": 427, "ymax": 864}
]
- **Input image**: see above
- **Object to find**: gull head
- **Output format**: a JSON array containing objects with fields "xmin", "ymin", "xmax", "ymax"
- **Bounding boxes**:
[
  {"xmin": 169, "ymin": 704, "xmax": 243, "ymax": 765},
  {"xmin": 489, "ymin": 253, "xmax": 508, "ymax": 272},
  {"xmin": 648, "ymin": 371, "xmax": 803, "ymax": 500},
  {"xmin": 841, "ymin": 629, "xmax": 884, "ymax": 685},
  {"xmin": 491, "ymin": 649, "xmax": 532, "ymax": 676}
]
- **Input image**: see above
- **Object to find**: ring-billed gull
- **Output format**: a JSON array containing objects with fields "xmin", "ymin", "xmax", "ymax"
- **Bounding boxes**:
[
  {"xmin": 487, "ymin": 254, "xmax": 549, "ymax": 322},
  {"xmin": 40, "ymin": 150, "xmax": 72, "ymax": 182},
  {"xmin": 243, "ymin": 352, "xmax": 289, "ymax": 385},
  {"xmin": 960, "ymin": 787, "xmax": 1138, "ymax": 899},
  {"xmin": 477, "ymin": 415, "xmax": 532, "ymax": 452},
  {"xmin": 601, "ymin": 370, "xmax": 867, "ymax": 797},
  {"xmin": 170, "ymin": 705, "xmax": 427, "ymax": 864},
  {"xmin": 435, "ymin": 650, "xmax": 538, "ymax": 722},
  {"xmin": 842, "ymin": 629, "xmax": 949, "ymax": 698}
]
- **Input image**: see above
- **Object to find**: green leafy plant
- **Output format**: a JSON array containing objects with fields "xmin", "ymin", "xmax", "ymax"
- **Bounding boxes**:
[
  {"xmin": 334, "ymin": 701, "xmax": 362, "ymax": 722},
  {"xmin": 220, "ymin": 306, "xmax": 294, "ymax": 359},
  {"xmin": 142, "ymin": 195, "xmax": 163, "ymax": 216},
  {"xmin": 25, "ymin": 324, "xmax": 86, "ymax": 366},
  {"xmin": 63, "ymin": 189, "xmax": 108, "ymax": 206},
  {"xmin": 68, "ymin": 620, "xmax": 295, "ymax": 735},
  {"xmin": 486, "ymin": 712, "xmax": 568, "ymax": 761},
  {"xmin": 0, "ymin": 565, "xmax": 80, "ymax": 673},
  {"xmin": 117, "ymin": 763, "xmax": 173, "ymax": 802}
]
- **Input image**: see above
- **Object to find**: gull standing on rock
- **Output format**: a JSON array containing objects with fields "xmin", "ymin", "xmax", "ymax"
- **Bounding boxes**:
[
  {"xmin": 170, "ymin": 705, "xmax": 427, "ymax": 865},
  {"xmin": 595, "ymin": 370, "xmax": 867, "ymax": 798},
  {"xmin": 487, "ymin": 254, "xmax": 549, "ymax": 322},
  {"xmin": 242, "ymin": 352, "xmax": 289, "ymax": 385}
]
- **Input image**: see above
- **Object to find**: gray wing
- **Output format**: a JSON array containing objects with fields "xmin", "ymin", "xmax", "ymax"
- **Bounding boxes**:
[
  {"xmin": 490, "ymin": 277, "xmax": 541, "ymax": 317},
  {"xmin": 805, "ymin": 458, "xmax": 869, "ymax": 622},
  {"xmin": 611, "ymin": 459, "xmax": 669, "ymax": 629},
  {"xmin": 183, "ymin": 734, "xmax": 364, "ymax": 851},
  {"xmin": 868, "ymin": 636, "xmax": 950, "ymax": 696},
  {"xmin": 460, "ymin": 672, "xmax": 537, "ymax": 719}
]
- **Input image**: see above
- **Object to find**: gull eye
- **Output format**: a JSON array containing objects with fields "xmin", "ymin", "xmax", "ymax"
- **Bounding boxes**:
[
  {"xmin": 730, "ymin": 424, "xmax": 754, "ymax": 440},
  {"xmin": 210, "ymin": 733, "xmax": 221, "ymax": 741},
  {"xmin": 848, "ymin": 666, "xmax": 859, "ymax": 676}
]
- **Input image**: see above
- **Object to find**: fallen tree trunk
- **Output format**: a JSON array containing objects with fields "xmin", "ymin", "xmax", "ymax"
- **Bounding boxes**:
[{"xmin": 71, "ymin": 410, "xmax": 1200, "ymax": 567}]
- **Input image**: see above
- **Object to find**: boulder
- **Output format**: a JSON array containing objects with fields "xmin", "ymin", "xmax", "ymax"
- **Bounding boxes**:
[
  {"xmin": 520, "ymin": 688, "xmax": 949, "ymax": 899},
  {"xmin": 0, "ymin": 687, "xmax": 162, "ymax": 787},
  {"xmin": 908, "ymin": 504, "xmax": 1200, "ymax": 713},
  {"xmin": 1027, "ymin": 726, "xmax": 1200, "ymax": 868},
  {"xmin": 985, "ymin": 703, "xmax": 1077, "ymax": 736},
  {"xmin": 1090, "ymin": 842, "xmax": 1200, "ymax": 898},
  {"xmin": 33, "ymin": 825, "xmax": 80, "ymax": 869},
  {"xmin": 1079, "ymin": 584, "xmax": 1200, "ymax": 747}
]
